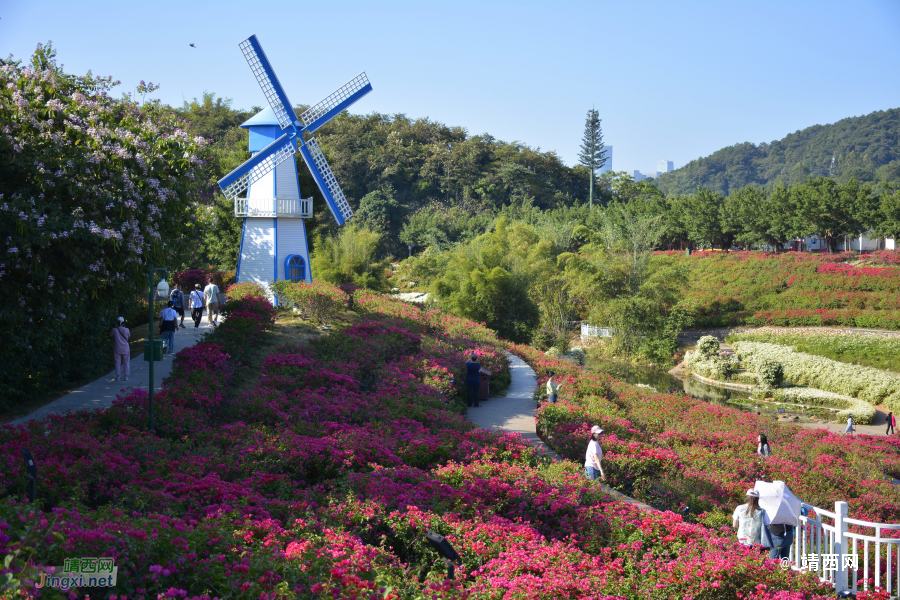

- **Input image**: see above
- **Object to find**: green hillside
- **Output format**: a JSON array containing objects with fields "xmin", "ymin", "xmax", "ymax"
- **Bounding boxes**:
[{"xmin": 655, "ymin": 107, "xmax": 900, "ymax": 196}]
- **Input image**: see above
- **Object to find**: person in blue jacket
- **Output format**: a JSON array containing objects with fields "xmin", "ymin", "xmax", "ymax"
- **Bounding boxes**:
[{"xmin": 465, "ymin": 353, "xmax": 481, "ymax": 408}]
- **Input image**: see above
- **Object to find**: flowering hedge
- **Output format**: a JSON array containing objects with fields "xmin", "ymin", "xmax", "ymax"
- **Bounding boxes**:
[
  {"xmin": 728, "ymin": 329, "xmax": 900, "ymax": 374},
  {"xmin": 0, "ymin": 44, "xmax": 213, "ymax": 407},
  {"xmin": 733, "ymin": 340, "xmax": 900, "ymax": 415},
  {"xmin": 0, "ymin": 284, "xmax": 856, "ymax": 598}
]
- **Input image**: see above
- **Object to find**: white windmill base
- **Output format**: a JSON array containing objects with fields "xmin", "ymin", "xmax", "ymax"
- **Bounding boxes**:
[{"xmin": 236, "ymin": 217, "xmax": 312, "ymax": 306}]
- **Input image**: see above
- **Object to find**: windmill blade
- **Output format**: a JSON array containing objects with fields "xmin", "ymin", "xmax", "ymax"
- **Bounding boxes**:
[
  {"xmin": 218, "ymin": 134, "xmax": 296, "ymax": 201},
  {"xmin": 239, "ymin": 35, "xmax": 299, "ymax": 130},
  {"xmin": 298, "ymin": 138, "xmax": 353, "ymax": 225},
  {"xmin": 300, "ymin": 73, "xmax": 372, "ymax": 134}
]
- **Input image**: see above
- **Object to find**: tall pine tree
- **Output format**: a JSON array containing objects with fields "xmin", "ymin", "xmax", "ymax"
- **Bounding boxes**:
[{"xmin": 578, "ymin": 108, "xmax": 607, "ymax": 208}]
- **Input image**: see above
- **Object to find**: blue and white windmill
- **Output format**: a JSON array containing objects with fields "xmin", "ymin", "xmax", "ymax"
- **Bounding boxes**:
[{"xmin": 218, "ymin": 35, "xmax": 372, "ymax": 301}]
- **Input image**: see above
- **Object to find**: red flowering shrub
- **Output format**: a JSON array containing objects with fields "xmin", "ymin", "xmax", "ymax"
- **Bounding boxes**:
[{"xmin": 172, "ymin": 269, "xmax": 208, "ymax": 292}]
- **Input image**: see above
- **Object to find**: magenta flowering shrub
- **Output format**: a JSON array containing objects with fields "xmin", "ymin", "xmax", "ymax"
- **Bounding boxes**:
[
  {"xmin": 0, "ymin": 44, "xmax": 214, "ymax": 406},
  {"xmin": 0, "ymin": 283, "xmax": 865, "ymax": 598},
  {"xmin": 224, "ymin": 281, "xmax": 265, "ymax": 301},
  {"xmin": 172, "ymin": 269, "xmax": 209, "ymax": 292}
]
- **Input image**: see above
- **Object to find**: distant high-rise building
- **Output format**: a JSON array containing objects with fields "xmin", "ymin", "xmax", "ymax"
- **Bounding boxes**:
[
  {"xmin": 657, "ymin": 160, "xmax": 674, "ymax": 173},
  {"xmin": 598, "ymin": 145, "xmax": 613, "ymax": 173},
  {"xmin": 631, "ymin": 170, "xmax": 646, "ymax": 182}
]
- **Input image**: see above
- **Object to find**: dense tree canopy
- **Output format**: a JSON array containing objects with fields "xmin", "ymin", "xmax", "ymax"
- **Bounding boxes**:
[{"xmin": 655, "ymin": 108, "xmax": 900, "ymax": 196}]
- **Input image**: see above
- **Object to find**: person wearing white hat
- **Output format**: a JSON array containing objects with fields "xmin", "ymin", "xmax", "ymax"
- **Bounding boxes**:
[
  {"xmin": 732, "ymin": 488, "xmax": 772, "ymax": 549},
  {"xmin": 110, "ymin": 316, "xmax": 130, "ymax": 382},
  {"xmin": 584, "ymin": 425, "xmax": 606, "ymax": 481}
]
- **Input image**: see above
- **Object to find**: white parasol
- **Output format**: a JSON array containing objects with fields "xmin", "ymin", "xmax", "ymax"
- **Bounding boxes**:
[{"xmin": 754, "ymin": 480, "xmax": 801, "ymax": 526}]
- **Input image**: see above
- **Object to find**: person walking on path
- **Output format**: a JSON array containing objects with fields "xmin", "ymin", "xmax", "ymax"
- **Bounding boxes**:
[
  {"xmin": 110, "ymin": 317, "xmax": 130, "ymax": 382},
  {"xmin": 170, "ymin": 283, "xmax": 186, "ymax": 329},
  {"xmin": 767, "ymin": 522, "xmax": 795, "ymax": 560},
  {"xmin": 189, "ymin": 284, "xmax": 205, "ymax": 330},
  {"xmin": 732, "ymin": 489, "xmax": 772, "ymax": 549},
  {"xmin": 888, "ymin": 412, "xmax": 896, "ymax": 436},
  {"xmin": 846, "ymin": 414, "xmax": 856, "ymax": 436},
  {"xmin": 203, "ymin": 279, "xmax": 221, "ymax": 326},
  {"xmin": 159, "ymin": 301, "xmax": 179, "ymax": 355},
  {"xmin": 585, "ymin": 425, "xmax": 606, "ymax": 481},
  {"xmin": 546, "ymin": 371, "xmax": 560, "ymax": 404},
  {"xmin": 757, "ymin": 433, "xmax": 770, "ymax": 457},
  {"xmin": 465, "ymin": 353, "xmax": 481, "ymax": 408}
]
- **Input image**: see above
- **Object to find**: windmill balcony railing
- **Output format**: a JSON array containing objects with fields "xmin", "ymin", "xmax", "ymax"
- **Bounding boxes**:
[
  {"xmin": 234, "ymin": 197, "xmax": 313, "ymax": 219},
  {"xmin": 788, "ymin": 500, "xmax": 900, "ymax": 597}
]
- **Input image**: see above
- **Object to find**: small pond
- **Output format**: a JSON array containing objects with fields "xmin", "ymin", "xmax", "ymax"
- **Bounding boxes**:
[
  {"xmin": 584, "ymin": 358, "xmax": 832, "ymax": 422},
  {"xmin": 586, "ymin": 358, "xmax": 760, "ymax": 412}
]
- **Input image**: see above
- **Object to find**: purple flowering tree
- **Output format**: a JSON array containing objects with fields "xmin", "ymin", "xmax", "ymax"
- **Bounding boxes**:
[{"xmin": 0, "ymin": 43, "xmax": 213, "ymax": 405}]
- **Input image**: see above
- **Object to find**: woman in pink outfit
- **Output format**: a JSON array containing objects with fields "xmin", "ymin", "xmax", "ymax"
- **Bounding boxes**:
[{"xmin": 111, "ymin": 316, "xmax": 130, "ymax": 381}]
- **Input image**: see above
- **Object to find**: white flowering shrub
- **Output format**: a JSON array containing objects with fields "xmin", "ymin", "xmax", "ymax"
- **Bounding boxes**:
[
  {"xmin": 690, "ymin": 353, "xmax": 738, "ymax": 381},
  {"xmin": 0, "ymin": 44, "xmax": 213, "ymax": 404},
  {"xmin": 773, "ymin": 387, "xmax": 876, "ymax": 424},
  {"xmin": 734, "ymin": 341, "xmax": 900, "ymax": 413},
  {"xmin": 756, "ymin": 359, "xmax": 785, "ymax": 388},
  {"xmin": 697, "ymin": 335, "xmax": 720, "ymax": 359}
]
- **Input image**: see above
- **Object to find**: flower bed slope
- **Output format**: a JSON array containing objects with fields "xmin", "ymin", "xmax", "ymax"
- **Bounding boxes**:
[
  {"xmin": 659, "ymin": 251, "xmax": 900, "ymax": 329},
  {"xmin": 0, "ymin": 285, "xmax": 852, "ymax": 599}
]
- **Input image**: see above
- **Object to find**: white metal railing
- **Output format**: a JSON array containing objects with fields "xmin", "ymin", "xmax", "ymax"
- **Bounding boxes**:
[
  {"xmin": 580, "ymin": 323, "xmax": 614, "ymax": 339},
  {"xmin": 234, "ymin": 197, "xmax": 313, "ymax": 218},
  {"xmin": 791, "ymin": 501, "xmax": 900, "ymax": 596}
]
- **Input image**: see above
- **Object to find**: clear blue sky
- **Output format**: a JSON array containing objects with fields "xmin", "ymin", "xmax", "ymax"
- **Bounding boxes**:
[{"xmin": 2, "ymin": 0, "xmax": 899, "ymax": 175}]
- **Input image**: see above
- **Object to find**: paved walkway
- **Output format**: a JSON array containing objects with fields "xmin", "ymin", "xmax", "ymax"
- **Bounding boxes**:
[
  {"xmin": 5, "ymin": 309, "xmax": 221, "ymax": 427},
  {"xmin": 470, "ymin": 352, "xmax": 656, "ymax": 512}
]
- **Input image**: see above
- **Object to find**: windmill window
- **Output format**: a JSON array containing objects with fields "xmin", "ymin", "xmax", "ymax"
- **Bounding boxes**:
[{"xmin": 285, "ymin": 255, "xmax": 306, "ymax": 283}]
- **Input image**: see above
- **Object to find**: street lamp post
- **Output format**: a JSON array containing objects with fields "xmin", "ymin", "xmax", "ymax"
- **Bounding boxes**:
[{"xmin": 147, "ymin": 264, "xmax": 168, "ymax": 433}]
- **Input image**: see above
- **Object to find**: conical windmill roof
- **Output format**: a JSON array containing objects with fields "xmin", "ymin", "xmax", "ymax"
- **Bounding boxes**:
[{"xmin": 240, "ymin": 106, "xmax": 283, "ymax": 129}]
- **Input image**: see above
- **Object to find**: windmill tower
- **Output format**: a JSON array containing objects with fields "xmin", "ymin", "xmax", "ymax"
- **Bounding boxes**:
[{"xmin": 217, "ymin": 35, "xmax": 373, "ymax": 303}]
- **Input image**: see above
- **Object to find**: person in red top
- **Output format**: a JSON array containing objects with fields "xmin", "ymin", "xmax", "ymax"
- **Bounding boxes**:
[
  {"xmin": 888, "ymin": 412, "xmax": 896, "ymax": 436},
  {"xmin": 110, "ymin": 316, "xmax": 130, "ymax": 381}
]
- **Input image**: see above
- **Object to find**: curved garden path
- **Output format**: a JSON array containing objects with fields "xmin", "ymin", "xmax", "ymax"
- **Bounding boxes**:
[
  {"xmin": 470, "ymin": 352, "xmax": 656, "ymax": 512},
  {"xmin": 3, "ymin": 309, "xmax": 221, "ymax": 427}
]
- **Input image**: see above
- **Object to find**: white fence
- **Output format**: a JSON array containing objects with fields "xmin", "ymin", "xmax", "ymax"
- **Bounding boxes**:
[
  {"xmin": 234, "ymin": 197, "xmax": 313, "ymax": 218},
  {"xmin": 581, "ymin": 323, "xmax": 614, "ymax": 339},
  {"xmin": 794, "ymin": 501, "xmax": 900, "ymax": 595}
]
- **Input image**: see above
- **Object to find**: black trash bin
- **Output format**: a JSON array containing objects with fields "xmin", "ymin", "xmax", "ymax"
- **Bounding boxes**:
[{"xmin": 479, "ymin": 368, "xmax": 491, "ymax": 402}]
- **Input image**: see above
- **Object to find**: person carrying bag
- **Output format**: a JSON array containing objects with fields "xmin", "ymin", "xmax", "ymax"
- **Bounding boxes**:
[
  {"xmin": 159, "ymin": 301, "xmax": 178, "ymax": 355},
  {"xmin": 189, "ymin": 284, "xmax": 205, "ymax": 330}
]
